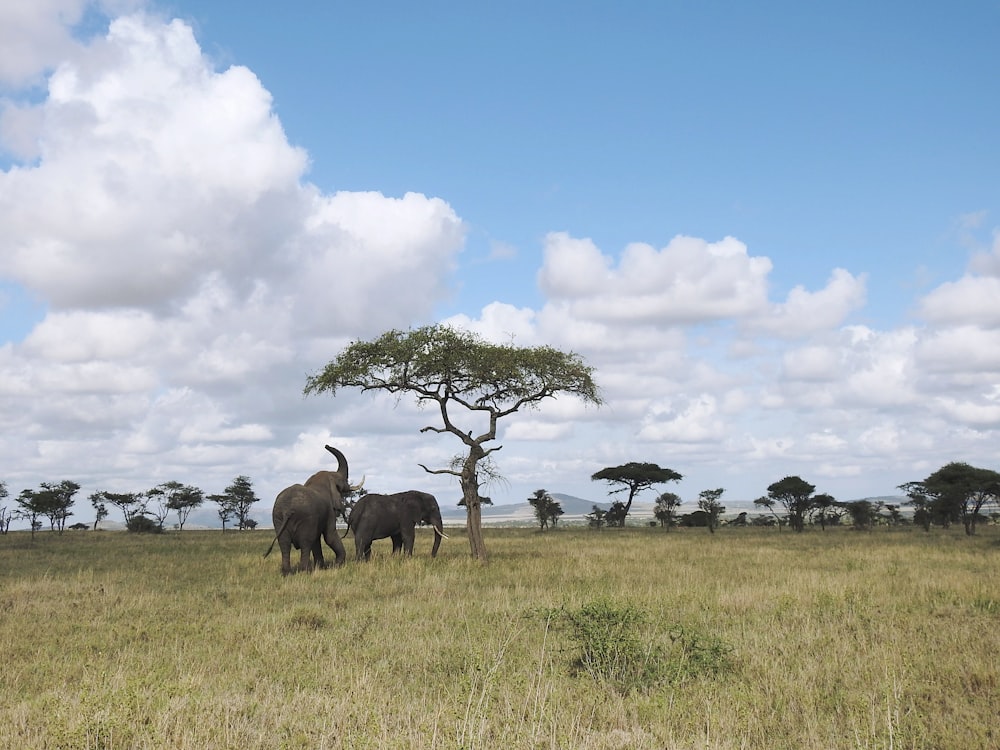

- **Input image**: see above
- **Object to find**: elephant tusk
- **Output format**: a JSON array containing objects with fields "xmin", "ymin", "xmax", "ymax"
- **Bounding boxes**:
[
  {"xmin": 433, "ymin": 524, "xmax": 449, "ymax": 539},
  {"xmin": 350, "ymin": 475, "xmax": 366, "ymax": 492}
]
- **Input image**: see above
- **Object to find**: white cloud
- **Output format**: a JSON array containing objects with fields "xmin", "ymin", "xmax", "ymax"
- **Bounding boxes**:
[
  {"xmin": 538, "ymin": 233, "xmax": 772, "ymax": 325},
  {"xmin": 636, "ymin": 394, "xmax": 726, "ymax": 443},
  {"xmin": 0, "ymin": 12, "xmax": 467, "ymax": 508},
  {"xmin": 0, "ymin": 0, "xmax": 90, "ymax": 86},
  {"xmin": 919, "ymin": 276, "xmax": 1000, "ymax": 328},
  {"xmin": 750, "ymin": 268, "xmax": 867, "ymax": 338}
]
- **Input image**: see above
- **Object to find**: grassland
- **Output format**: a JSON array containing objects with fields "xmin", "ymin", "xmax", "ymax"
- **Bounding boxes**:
[{"xmin": 1, "ymin": 525, "xmax": 998, "ymax": 749}]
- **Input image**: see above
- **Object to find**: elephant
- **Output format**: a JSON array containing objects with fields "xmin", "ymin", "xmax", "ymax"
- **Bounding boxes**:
[
  {"xmin": 264, "ymin": 445, "xmax": 363, "ymax": 575},
  {"xmin": 348, "ymin": 490, "xmax": 447, "ymax": 561}
]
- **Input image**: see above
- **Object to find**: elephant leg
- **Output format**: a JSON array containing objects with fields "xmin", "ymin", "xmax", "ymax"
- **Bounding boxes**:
[
  {"xmin": 356, "ymin": 535, "xmax": 373, "ymax": 561},
  {"xmin": 313, "ymin": 539, "xmax": 327, "ymax": 569},
  {"xmin": 298, "ymin": 545, "xmax": 313, "ymax": 573},
  {"xmin": 401, "ymin": 528, "xmax": 415, "ymax": 556},
  {"xmin": 323, "ymin": 526, "xmax": 347, "ymax": 567},
  {"xmin": 391, "ymin": 533, "xmax": 404, "ymax": 555},
  {"xmin": 279, "ymin": 539, "xmax": 293, "ymax": 576}
]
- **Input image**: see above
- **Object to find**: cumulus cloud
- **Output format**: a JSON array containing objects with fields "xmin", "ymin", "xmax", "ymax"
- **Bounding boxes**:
[
  {"xmin": 749, "ymin": 268, "xmax": 867, "ymax": 338},
  {"xmin": 538, "ymin": 233, "xmax": 772, "ymax": 325}
]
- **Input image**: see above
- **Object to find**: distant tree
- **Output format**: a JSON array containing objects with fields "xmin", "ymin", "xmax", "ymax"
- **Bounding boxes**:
[
  {"xmin": 145, "ymin": 485, "xmax": 173, "ymax": 531},
  {"xmin": 697, "ymin": 488, "xmax": 726, "ymax": 533},
  {"xmin": 127, "ymin": 514, "xmax": 161, "ymax": 533},
  {"xmin": 653, "ymin": 491, "xmax": 682, "ymax": 529},
  {"xmin": 919, "ymin": 462, "xmax": 1000, "ymax": 536},
  {"xmin": 586, "ymin": 505, "xmax": 607, "ymax": 529},
  {"xmin": 527, "ymin": 489, "xmax": 563, "ymax": 530},
  {"xmin": 753, "ymin": 496, "xmax": 784, "ymax": 528},
  {"xmin": 91, "ymin": 491, "xmax": 146, "ymax": 528},
  {"xmin": 811, "ymin": 493, "xmax": 836, "ymax": 530},
  {"xmin": 304, "ymin": 324, "xmax": 602, "ymax": 561},
  {"xmin": 148, "ymin": 481, "xmax": 204, "ymax": 531},
  {"xmin": 604, "ymin": 501, "xmax": 628, "ymax": 527},
  {"xmin": 14, "ymin": 490, "xmax": 45, "ymax": 540},
  {"xmin": 765, "ymin": 476, "xmax": 816, "ymax": 532},
  {"xmin": 209, "ymin": 494, "xmax": 237, "ymax": 531},
  {"xmin": 898, "ymin": 482, "xmax": 934, "ymax": 532},
  {"xmin": 841, "ymin": 500, "xmax": 877, "ymax": 530},
  {"xmin": 17, "ymin": 481, "xmax": 80, "ymax": 534},
  {"xmin": 591, "ymin": 463, "xmax": 682, "ymax": 527},
  {"xmin": 223, "ymin": 476, "xmax": 259, "ymax": 530},
  {"xmin": 0, "ymin": 480, "xmax": 10, "ymax": 534},
  {"xmin": 882, "ymin": 504, "xmax": 905, "ymax": 526},
  {"xmin": 90, "ymin": 492, "xmax": 109, "ymax": 530},
  {"xmin": 680, "ymin": 509, "xmax": 709, "ymax": 527}
]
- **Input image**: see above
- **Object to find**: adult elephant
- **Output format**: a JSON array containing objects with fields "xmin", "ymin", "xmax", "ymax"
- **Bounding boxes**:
[
  {"xmin": 349, "ymin": 490, "xmax": 447, "ymax": 561},
  {"xmin": 265, "ymin": 445, "xmax": 363, "ymax": 575}
]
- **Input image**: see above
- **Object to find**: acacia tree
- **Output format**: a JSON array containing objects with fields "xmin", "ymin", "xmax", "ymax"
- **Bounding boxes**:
[
  {"xmin": 527, "ymin": 489, "xmax": 564, "ymax": 530},
  {"xmin": 697, "ymin": 488, "xmax": 726, "ymax": 533},
  {"xmin": 765, "ymin": 476, "xmax": 816, "ymax": 532},
  {"xmin": 0, "ymin": 480, "xmax": 10, "ymax": 534},
  {"xmin": 148, "ymin": 481, "xmax": 204, "ymax": 531},
  {"xmin": 90, "ymin": 492, "xmax": 109, "ymax": 530},
  {"xmin": 304, "ymin": 325, "xmax": 602, "ymax": 561},
  {"xmin": 653, "ymin": 491, "xmax": 682, "ymax": 529},
  {"xmin": 586, "ymin": 505, "xmax": 607, "ymax": 528},
  {"xmin": 223, "ymin": 476, "xmax": 259, "ymax": 530},
  {"xmin": 17, "ymin": 481, "xmax": 80, "ymax": 534},
  {"xmin": 590, "ymin": 463, "xmax": 682, "ymax": 527},
  {"xmin": 207, "ymin": 494, "xmax": 239, "ymax": 531},
  {"xmin": 91, "ymin": 491, "xmax": 146, "ymax": 528},
  {"xmin": 811, "ymin": 492, "xmax": 837, "ymax": 530},
  {"xmin": 915, "ymin": 462, "xmax": 1000, "ymax": 535}
]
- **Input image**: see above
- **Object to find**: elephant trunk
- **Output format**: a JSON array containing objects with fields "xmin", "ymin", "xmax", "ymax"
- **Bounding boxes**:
[{"xmin": 325, "ymin": 444, "xmax": 348, "ymax": 480}]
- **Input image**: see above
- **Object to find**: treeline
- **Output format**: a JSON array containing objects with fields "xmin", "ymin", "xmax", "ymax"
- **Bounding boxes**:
[
  {"xmin": 528, "ymin": 460, "xmax": 1000, "ymax": 535},
  {"xmin": 0, "ymin": 476, "xmax": 261, "ymax": 537}
]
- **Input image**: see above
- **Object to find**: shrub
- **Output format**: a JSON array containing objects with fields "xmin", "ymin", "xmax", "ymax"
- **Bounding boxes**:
[
  {"xmin": 542, "ymin": 599, "xmax": 733, "ymax": 694},
  {"xmin": 126, "ymin": 514, "xmax": 161, "ymax": 533}
]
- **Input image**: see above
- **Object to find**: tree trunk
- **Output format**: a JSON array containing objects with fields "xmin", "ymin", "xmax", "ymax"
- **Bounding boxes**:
[
  {"xmin": 465, "ymin": 498, "xmax": 487, "ymax": 561},
  {"xmin": 461, "ymin": 452, "xmax": 488, "ymax": 562}
]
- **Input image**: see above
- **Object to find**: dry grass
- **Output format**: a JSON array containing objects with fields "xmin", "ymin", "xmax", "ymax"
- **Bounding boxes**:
[{"xmin": 1, "ymin": 525, "xmax": 998, "ymax": 748}]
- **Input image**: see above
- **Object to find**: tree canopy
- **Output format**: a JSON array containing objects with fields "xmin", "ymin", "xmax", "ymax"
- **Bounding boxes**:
[
  {"xmin": 305, "ymin": 324, "xmax": 602, "ymax": 560},
  {"xmin": 697, "ymin": 488, "xmax": 726, "ymax": 533},
  {"xmin": 590, "ymin": 462, "xmax": 682, "ymax": 526},
  {"xmin": 765, "ymin": 476, "xmax": 816, "ymax": 532},
  {"xmin": 527, "ymin": 489, "xmax": 563, "ymax": 531},
  {"xmin": 906, "ymin": 462, "xmax": 1000, "ymax": 535}
]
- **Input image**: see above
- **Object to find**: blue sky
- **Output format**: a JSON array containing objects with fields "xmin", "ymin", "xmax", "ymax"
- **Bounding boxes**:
[{"xmin": 1, "ymin": 0, "xmax": 998, "ymax": 524}]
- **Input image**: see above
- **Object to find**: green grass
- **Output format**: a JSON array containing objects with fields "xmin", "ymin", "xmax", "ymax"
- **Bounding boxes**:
[{"xmin": 1, "ymin": 525, "xmax": 998, "ymax": 749}]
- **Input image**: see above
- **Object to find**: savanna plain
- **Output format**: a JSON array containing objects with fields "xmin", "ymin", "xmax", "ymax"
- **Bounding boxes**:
[{"xmin": 1, "ymin": 525, "xmax": 998, "ymax": 749}]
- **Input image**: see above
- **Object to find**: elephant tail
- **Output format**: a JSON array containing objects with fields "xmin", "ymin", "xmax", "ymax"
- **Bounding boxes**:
[
  {"xmin": 263, "ymin": 514, "xmax": 291, "ymax": 559},
  {"xmin": 340, "ymin": 509, "xmax": 353, "ymax": 539}
]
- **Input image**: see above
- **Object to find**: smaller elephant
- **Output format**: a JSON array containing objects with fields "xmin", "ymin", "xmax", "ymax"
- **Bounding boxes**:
[{"xmin": 348, "ymin": 490, "xmax": 447, "ymax": 561}]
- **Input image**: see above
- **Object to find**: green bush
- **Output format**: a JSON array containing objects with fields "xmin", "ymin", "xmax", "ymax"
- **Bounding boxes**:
[
  {"xmin": 125, "ymin": 514, "xmax": 161, "ymax": 533},
  {"xmin": 543, "ymin": 599, "xmax": 732, "ymax": 694}
]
